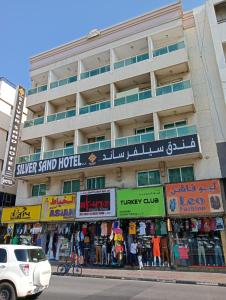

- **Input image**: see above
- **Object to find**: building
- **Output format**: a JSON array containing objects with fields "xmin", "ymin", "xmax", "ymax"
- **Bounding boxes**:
[
  {"xmin": 0, "ymin": 77, "xmax": 18, "ymax": 207},
  {"xmin": 10, "ymin": 1, "xmax": 226, "ymax": 269}
]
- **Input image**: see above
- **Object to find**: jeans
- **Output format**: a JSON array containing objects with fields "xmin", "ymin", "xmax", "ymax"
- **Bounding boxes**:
[
  {"xmin": 215, "ymin": 246, "xmax": 224, "ymax": 266},
  {"xmin": 138, "ymin": 255, "xmax": 143, "ymax": 269},
  {"xmin": 130, "ymin": 253, "xmax": 137, "ymax": 266},
  {"xmin": 102, "ymin": 245, "xmax": 107, "ymax": 264},
  {"xmin": 198, "ymin": 246, "xmax": 206, "ymax": 266}
]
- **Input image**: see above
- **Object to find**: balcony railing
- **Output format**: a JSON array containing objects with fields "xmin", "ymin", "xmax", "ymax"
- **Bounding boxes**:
[
  {"xmin": 27, "ymin": 84, "xmax": 48, "ymax": 96},
  {"xmin": 153, "ymin": 41, "xmax": 185, "ymax": 57},
  {"xmin": 17, "ymin": 152, "xmax": 41, "ymax": 163},
  {"xmin": 50, "ymin": 76, "xmax": 77, "ymax": 89},
  {"xmin": 79, "ymin": 100, "xmax": 111, "ymax": 115},
  {"xmin": 114, "ymin": 52, "xmax": 149, "ymax": 69},
  {"xmin": 115, "ymin": 132, "xmax": 155, "ymax": 147},
  {"xmin": 24, "ymin": 116, "xmax": 45, "ymax": 128},
  {"xmin": 44, "ymin": 147, "xmax": 74, "ymax": 159},
  {"xmin": 156, "ymin": 80, "xmax": 191, "ymax": 96},
  {"xmin": 47, "ymin": 109, "xmax": 76, "ymax": 123},
  {"xmin": 159, "ymin": 125, "xmax": 197, "ymax": 140},
  {"xmin": 80, "ymin": 65, "xmax": 110, "ymax": 80},
  {"xmin": 77, "ymin": 140, "xmax": 111, "ymax": 154},
  {"xmin": 114, "ymin": 89, "xmax": 152, "ymax": 106}
]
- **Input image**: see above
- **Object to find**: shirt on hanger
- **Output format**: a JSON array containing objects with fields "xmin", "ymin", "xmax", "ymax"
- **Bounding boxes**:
[{"xmin": 129, "ymin": 222, "xmax": 136, "ymax": 235}]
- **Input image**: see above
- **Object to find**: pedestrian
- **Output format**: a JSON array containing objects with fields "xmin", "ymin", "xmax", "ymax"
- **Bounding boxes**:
[
  {"xmin": 130, "ymin": 239, "xmax": 137, "ymax": 267},
  {"xmin": 137, "ymin": 240, "xmax": 144, "ymax": 270}
]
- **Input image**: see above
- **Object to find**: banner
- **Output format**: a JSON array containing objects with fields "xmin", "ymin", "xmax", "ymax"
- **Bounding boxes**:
[
  {"xmin": 117, "ymin": 187, "xmax": 165, "ymax": 218},
  {"xmin": 1, "ymin": 86, "xmax": 26, "ymax": 186},
  {"xmin": 1, "ymin": 205, "xmax": 41, "ymax": 223},
  {"xmin": 41, "ymin": 194, "xmax": 76, "ymax": 221},
  {"xmin": 76, "ymin": 189, "xmax": 115, "ymax": 218},
  {"xmin": 15, "ymin": 134, "xmax": 200, "ymax": 177},
  {"xmin": 166, "ymin": 179, "xmax": 224, "ymax": 216}
]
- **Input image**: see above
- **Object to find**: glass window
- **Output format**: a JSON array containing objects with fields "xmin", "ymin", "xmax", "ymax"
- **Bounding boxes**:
[
  {"xmin": 168, "ymin": 166, "xmax": 194, "ymax": 183},
  {"xmin": 135, "ymin": 127, "xmax": 154, "ymax": 135},
  {"xmin": 164, "ymin": 120, "xmax": 187, "ymax": 129},
  {"xmin": 63, "ymin": 180, "xmax": 80, "ymax": 194},
  {"xmin": 65, "ymin": 142, "xmax": 74, "ymax": 148},
  {"xmin": 0, "ymin": 249, "xmax": 7, "ymax": 263},
  {"xmin": 15, "ymin": 248, "xmax": 46, "ymax": 262},
  {"xmin": 88, "ymin": 136, "xmax": 105, "ymax": 143},
  {"xmin": 137, "ymin": 170, "xmax": 160, "ymax": 187},
  {"xmin": 32, "ymin": 184, "xmax": 46, "ymax": 197},
  {"xmin": 87, "ymin": 176, "xmax": 105, "ymax": 190}
]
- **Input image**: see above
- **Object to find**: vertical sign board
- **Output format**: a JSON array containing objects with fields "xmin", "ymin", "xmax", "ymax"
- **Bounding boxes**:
[{"xmin": 1, "ymin": 86, "xmax": 26, "ymax": 186}]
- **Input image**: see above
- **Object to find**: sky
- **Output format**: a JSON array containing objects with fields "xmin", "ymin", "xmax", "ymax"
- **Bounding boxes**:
[{"xmin": 0, "ymin": 0, "xmax": 205, "ymax": 89}]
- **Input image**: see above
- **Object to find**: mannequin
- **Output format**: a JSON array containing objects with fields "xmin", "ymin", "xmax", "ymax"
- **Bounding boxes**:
[
  {"xmin": 152, "ymin": 235, "xmax": 161, "ymax": 267},
  {"xmin": 160, "ymin": 235, "xmax": 170, "ymax": 267},
  {"xmin": 197, "ymin": 238, "xmax": 206, "ymax": 266},
  {"xmin": 214, "ymin": 237, "xmax": 224, "ymax": 266}
]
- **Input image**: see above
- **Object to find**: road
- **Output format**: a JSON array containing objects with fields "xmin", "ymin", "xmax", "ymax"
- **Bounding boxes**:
[{"xmin": 37, "ymin": 275, "xmax": 226, "ymax": 300}]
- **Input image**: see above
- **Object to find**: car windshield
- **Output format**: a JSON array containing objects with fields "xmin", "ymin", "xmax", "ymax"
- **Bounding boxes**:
[{"xmin": 14, "ymin": 248, "xmax": 47, "ymax": 262}]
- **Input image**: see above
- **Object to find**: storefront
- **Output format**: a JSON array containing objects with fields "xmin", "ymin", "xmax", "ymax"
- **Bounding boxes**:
[
  {"xmin": 75, "ymin": 188, "xmax": 116, "ymax": 266},
  {"xmin": 1, "ymin": 205, "xmax": 42, "ymax": 245},
  {"xmin": 40, "ymin": 194, "xmax": 76, "ymax": 260},
  {"xmin": 116, "ymin": 186, "xmax": 170, "ymax": 267},
  {"xmin": 166, "ymin": 179, "xmax": 226, "ymax": 268}
]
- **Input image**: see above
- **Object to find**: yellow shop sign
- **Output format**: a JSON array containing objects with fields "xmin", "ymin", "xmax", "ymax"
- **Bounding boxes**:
[
  {"xmin": 1, "ymin": 205, "xmax": 41, "ymax": 223},
  {"xmin": 41, "ymin": 194, "xmax": 76, "ymax": 222}
]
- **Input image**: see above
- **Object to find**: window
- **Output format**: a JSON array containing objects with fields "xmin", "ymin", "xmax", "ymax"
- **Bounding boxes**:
[
  {"xmin": 15, "ymin": 248, "xmax": 46, "ymax": 262},
  {"xmin": 65, "ymin": 142, "xmax": 74, "ymax": 148},
  {"xmin": 0, "ymin": 249, "xmax": 7, "ymax": 263},
  {"xmin": 168, "ymin": 166, "xmax": 194, "ymax": 183},
  {"xmin": 32, "ymin": 184, "xmax": 47, "ymax": 197},
  {"xmin": 215, "ymin": 2, "xmax": 226, "ymax": 23},
  {"xmin": 87, "ymin": 176, "xmax": 105, "ymax": 190},
  {"xmin": 135, "ymin": 127, "xmax": 154, "ymax": 135},
  {"xmin": 63, "ymin": 179, "xmax": 80, "ymax": 194},
  {"xmin": 34, "ymin": 148, "xmax": 41, "ymax": 153},
  {"xmin": 88, "ymin": 136, "xmax": 105, "ymax": 143},
  {"xmin": 137, "ymin": 170, "xmax": 160, "ymax": 187},
  {"xmin": 164, "ymin": 120, "xmax": 187, "ymax": 129}
]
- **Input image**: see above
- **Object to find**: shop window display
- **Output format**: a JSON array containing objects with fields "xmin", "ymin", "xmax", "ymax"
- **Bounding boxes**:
[{"xmin": 170, "ymin": 217, "xmax": 225, "ymax": 267}]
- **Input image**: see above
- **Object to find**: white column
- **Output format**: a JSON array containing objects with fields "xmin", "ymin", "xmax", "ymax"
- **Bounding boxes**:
[
  {"xmin": 150, "ymin": 71, "xmax": 157, "ymax": 97},
  {"xmin": 148, "ymin": 36, "xmax": 154, "ymax": 59},
  {"xmin": 110, "ymin": 48, "xmax": 116, "ymax": 71},
  {"xmin": 111, "ymin": 83, "xmax": 116, "ymax": 107},
  {"xmin": 153, "ymin": 112, "xmax": 160, "ymax": 140}
]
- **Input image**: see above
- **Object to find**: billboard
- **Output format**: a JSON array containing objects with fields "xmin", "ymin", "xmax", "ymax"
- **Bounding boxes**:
[
  {"xmin": 166, "ymin": 179, "xmax": 224, "ymax": 216},
  {"xmin": 1, "ymin": 86, "xmax": 26, "ymax": 186},
  {"xmin": 41, "ymin": 194, "xmax": 76, "ymax": 221},
  {"xmin": 117, "ymin": 186, "xmax": 165, "ymax": 218},
  {"xmin": 1, "ymin": 205, "xmax": 41, "ymax": 223},
  {"xmin": 76, "ymin": 188, "xmax": 115, "ymax": 219},
  {"xmin": 15, "ymin": 134, "xmax": 200, "ymax": 177}
]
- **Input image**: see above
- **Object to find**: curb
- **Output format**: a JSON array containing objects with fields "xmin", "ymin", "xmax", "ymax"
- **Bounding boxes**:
[{"xmin": 52, "ymin": 272, "xmax": 226, "ymax": 287}]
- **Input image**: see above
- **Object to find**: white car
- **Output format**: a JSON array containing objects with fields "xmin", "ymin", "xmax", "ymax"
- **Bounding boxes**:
[{"xmin": 0, "ymin": 245, "xmax": 51, "ymax": 300}]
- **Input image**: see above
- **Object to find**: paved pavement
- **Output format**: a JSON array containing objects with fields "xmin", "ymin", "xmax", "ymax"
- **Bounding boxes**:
[
  {"xmin": 51, "ymin": 265, "xmax": 226, "ymax": 286},
  {"xmin": 38, "ymin": 276, "xmax": 226, "ymax": 300}
]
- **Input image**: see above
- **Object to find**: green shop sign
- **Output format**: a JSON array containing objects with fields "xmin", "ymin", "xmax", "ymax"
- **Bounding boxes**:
[{"xmin": 117, "ymin": 186, "xmax": 165, "ymax": 218}]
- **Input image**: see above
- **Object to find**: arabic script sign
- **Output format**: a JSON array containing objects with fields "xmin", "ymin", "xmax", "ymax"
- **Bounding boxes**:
[
  {"xmin": 76, "ymin": 189, "xmax": 116, "ymax": 219},
  {"xmin": 117, "ymin": 186, "xmax": 165, "ymax": 218},
  {"xmin": 1, "ymin": 205, "xmax": 41, "ymax": 223},
  {"xmin": 166, "ymin": 179, "xmax": 224, "ymax": 216},
  {"xmin": 15, "ymin": 134, "xmax": 200, "ymax": 177},
  {"xmin": 41, "ymin": 194, "xmax": 76, "ymax": 221}
]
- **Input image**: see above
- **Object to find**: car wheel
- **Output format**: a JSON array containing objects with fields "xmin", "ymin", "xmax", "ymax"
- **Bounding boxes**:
[
  {"xmin": 0, "ymin": 282, "xmax": 16, "ymax": 300},
  {"xmin": 26, "ymin": 291, "xmax": 43, "ymax": 299}
]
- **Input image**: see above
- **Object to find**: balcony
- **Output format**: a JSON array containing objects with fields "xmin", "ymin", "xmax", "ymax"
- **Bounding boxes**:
[
  {"xmin": 159, "ymin": 125, "xmax": 197, "ymax": 140},
  {"xmin": 24, "ymin": 116, "xmax": 44, "ymax": 128},
  {"xmin": 17, "ymin": 152, "xmax": 41, "ymax": 163},
  {"xmin": 77, "ymin": 140, "xmax": 111, "ymax": 154},
  {"xmin": 153, "ymin": 41, "xmax": 185, "ymax": 57},
  {"xmin": 44, "ymin": 146, "xmax": 74, "ymax": 159},
  {"xmin": 50, "ymin": 76, "xmax": 77, "ymax": 89},
  {"xmin": 80, "ymin": 65, "xmax": 110, "ymax": 80},
  {"xmin": 114, "ymin": 89, "xmax": 152, "ymax": 106},
  {"xmin": 79, "ymin": 100, "xmax": 111, "ymax": 115},
  {"xmin": 27, "ymin": 84, "xmax": 48, "ymax": 96},
  {"xmin": 47, "ymin": 109, "xmax": 76, "ymax": 123},
  {"xmin": 115, "ymin": 132, "xmax": 155, "ymax": 147},
  {"xmin": 156, "ymin": 80, "xmax": 191, "ymax": 96},
  {"xmin": 114, "ymin": 52, "xmax": 149, "ymax": 70}
]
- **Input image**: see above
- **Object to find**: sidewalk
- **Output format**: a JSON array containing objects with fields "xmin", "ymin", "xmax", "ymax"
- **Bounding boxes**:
[{"xmin": 51, "ymin": 265, "xmax": 226, "ymax": 287}]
